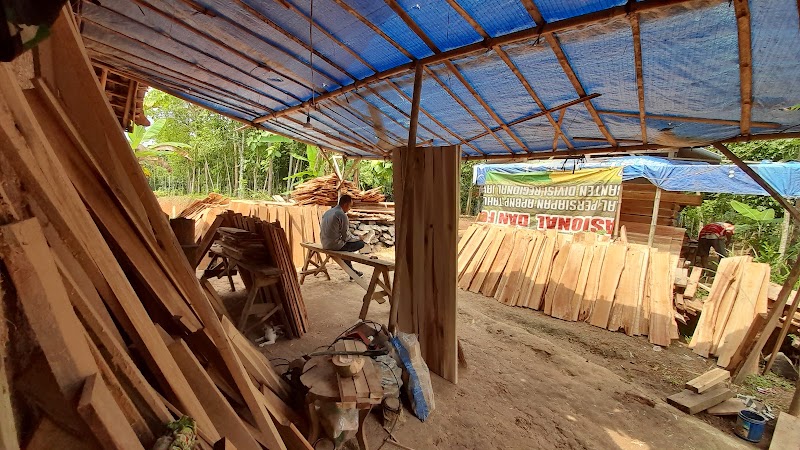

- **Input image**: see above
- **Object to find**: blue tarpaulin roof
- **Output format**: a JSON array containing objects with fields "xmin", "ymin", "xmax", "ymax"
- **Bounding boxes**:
[
  {"xmin": 472, "ymin": 156, "xmax": 800, "ymax": 198},
  {"xmin": 78, "ymin": 1, "xmax": 800, "ymax": 159}
]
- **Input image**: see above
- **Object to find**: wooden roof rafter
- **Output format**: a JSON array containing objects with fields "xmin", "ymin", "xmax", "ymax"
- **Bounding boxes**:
[
  {"xmin": 596, "ymin": 110, "xmax": 781, "ymax": 128},
  {"xmin": 100, "ymin": 0, "xmax": 311, "ymax": 102},
  {"xmin": 95, "ymin": 61, "xmax": 361, "ymax": 156},
  {"xmin": 80, "ymin": 30, "xmax": 284, "ymax": 112},
  {"xmin": 270, "ymin": 0, "xmax": 485, "ymax": 154},
  {"xmin": 733, "ymin": 0, "xmax": 753, "ymax": 135},
  {"xmin": 425, "ymin": 66, "xmax": 517, "ymax": 154},
  {"xmin": 252, "ymin": 0, "xmax": 699, "ymax": 126},
  {"xmin": 90, "ymin": 56, "xmax": 265, "ymax": 117},
  {"xmin": 441, "ymin": 0, "xmax": 574, "ymax": 150},
  {"xmin": 383, "ymin": 0, "xmax": 532, "ymax": 154},
  {"xmin": 462, "ymin": 93, "xmax": 601, "ymax": 144},
  {"xmin": 630, "ymin": 12, "xmax": 648, "ymax": 144},
  {"xmin": 519, "ymin": 0, "xmax": 618, "ymax": 147},
  {"xmin": 171, "ymin": 0, "xmax": 340, "ymax": 91}
]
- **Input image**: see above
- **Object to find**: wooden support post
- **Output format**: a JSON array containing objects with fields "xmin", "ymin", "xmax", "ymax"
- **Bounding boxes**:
[
  {"xmin": 99, "ymin": 68, "xmax": 108, "ymax": 91},
  {"xmin": 648, "ymin": 187, "xmax": 662, "ymax": 247},
  {"xmin": 408, "ymin": 62, "xmax": 424, "ymax": 150},
  {"xmin": 779, "ymin": 203, "xmax": 795, "ymax": 257}
]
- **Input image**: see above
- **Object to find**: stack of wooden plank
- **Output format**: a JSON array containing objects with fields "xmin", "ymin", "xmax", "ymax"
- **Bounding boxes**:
[
  {"xmin": 216, "ymin": 211, "xmax": 310, "ymax": 338},
  {"xmin": 667, "ymin": 368, "xmax": 733, "ymax": 414},
  {"xmin": 689, "ymin": 256, "xmax": 770, "ymax": 371},
  {"xmin": 217, "ymin": 227, "xmax": 270, "ymax": 262},
  {"xmin": 187, "ymin": 199, "xmax": 327, "ymax": 268},
  {"xmin": 290, "ymin": 174, "xmax": 385, "ymax": 205},
  {"xmin": 0, "ymin": 10, "xmax": 311, "ymax": 450},
  {"xmin": 457, "ymin": 223, "xmax": 679, "ymax": 346}
]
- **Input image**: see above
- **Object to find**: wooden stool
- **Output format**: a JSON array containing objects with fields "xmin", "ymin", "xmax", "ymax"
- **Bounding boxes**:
[{"xmin": 301, "ymin": 355, "xmax": 383, "ymax": 450}]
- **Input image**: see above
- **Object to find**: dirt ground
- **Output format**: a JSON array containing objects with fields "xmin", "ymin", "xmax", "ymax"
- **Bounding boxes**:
[
  {"xmin": 198, "ymin": 214, "xmax": 797, "ymax": 449},
  {"xmin": 206, "ymin": 263, "xmax": 775, "ymax": 450}
]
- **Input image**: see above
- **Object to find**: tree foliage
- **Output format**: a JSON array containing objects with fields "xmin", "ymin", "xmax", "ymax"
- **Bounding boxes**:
[{"xmin": 143, "ymin": 89, "xmax": 310, "ymax": 198}]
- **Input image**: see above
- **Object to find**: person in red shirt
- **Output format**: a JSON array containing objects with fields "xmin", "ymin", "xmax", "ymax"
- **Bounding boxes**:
[{"xmin": 697, "ymin": 221, "xmax": 735, "ymax": 267}]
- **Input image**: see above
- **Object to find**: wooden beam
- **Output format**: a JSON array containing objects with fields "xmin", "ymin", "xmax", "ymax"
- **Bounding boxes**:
[
  {"xmin": 648, "ymin": 188, "xmax": 662, "ymax": 247},
  {"xmin": 464, "ymin": 93, "xmax": 601, "ymax": 143},
  {"xmin": 425, "ymin": 66, "xmax": 516, "ymax": 153},
  {"xmin": 254, "ymin": 0, "xmax": 700, "ymax": 123},
  {"xmin": 268, "ymin": 0, "xmax": 483, "ymax": 153},
  {"xmin": 443, "ymin": 60, "xmax": 532, "ymax": 153},
  {"xmin": 597, "ymin": 109, "xmax": 781, "ymax": 129},
  {"xmin": 733, "ymin": 0, "xmax": 753, "ymax": 135},
  {"xmin": 713, "ymin": 143, "xmax": 800, "ymax": 221},
  {"xmin": 763, "ymin": 291, "xmax": 800, "ymax": 375},
  {"xmin": 77, "ymin": 374, "xmax": 145, "ymax": 450},
  {"xmin": 121, "ymin": 79, "xmax": 136, "ymax": 130},
  {"xmin": 733, "ymin": 257, "xmax": 800, "ymax": 383},
  {"xmin": 518, "ymin": 1, "xmax": 617, "ymax": 146},
  {"xmin": 630, "ymin": 13, "xmax": 648, "ymax": 143},
  {"xmin": 80, "ymin": 4, "xmax": 300, "ymax": 106},
  {"xmin": 408, "ymin": 63, "xmax": 424, "ymax": 154},
  {"xmin": 0, "ymin": 219, "xmax": 98, "ymax": 401},
  {"xmin": 124, "ymin": 0, "xmax": 321, "ymax": 97},
  {"xmin": 494, "ymin": 46, "xmax": 574, "ymax": 149},
  {"xmin": 99, "ymin": 67, "xmax": 108, "ymax": 91},
  {"xmin": 462, "ymin": 143, "xmax": 669, "ymax": 160}
]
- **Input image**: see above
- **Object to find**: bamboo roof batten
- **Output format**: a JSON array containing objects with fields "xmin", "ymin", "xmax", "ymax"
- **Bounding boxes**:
[
  {"xmin": 252, "ymin": 0, "xmax": 698, "ymax": 125},
  {"xmin": 630, "ymin": 13, "xmax": 648, "ymax": 144},
  {"xmin": 733, "ymin": 0, "xmax": 753, "ymax": 135}
]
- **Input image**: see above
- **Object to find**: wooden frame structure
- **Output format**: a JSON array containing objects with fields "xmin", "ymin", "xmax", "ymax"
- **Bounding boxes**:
[{"xmin": 73, "ymin": 0, "xmax": 799, "ymax": 160}]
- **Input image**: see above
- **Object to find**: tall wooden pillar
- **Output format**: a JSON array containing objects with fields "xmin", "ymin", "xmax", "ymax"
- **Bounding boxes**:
[{"xmin": 393, "ymin": 145, "xmax": 460, "ymax": 383}]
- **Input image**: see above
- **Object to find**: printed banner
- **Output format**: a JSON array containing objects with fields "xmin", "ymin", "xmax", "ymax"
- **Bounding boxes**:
[{"xmin": 477, "ymin": 167, "xmax": 622, "ymax": 234}]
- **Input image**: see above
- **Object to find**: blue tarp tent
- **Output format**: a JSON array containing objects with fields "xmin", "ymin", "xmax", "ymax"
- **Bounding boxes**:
[{"xmin": 472, "ymin": 156, "xmax": 800, "ymax": 198}]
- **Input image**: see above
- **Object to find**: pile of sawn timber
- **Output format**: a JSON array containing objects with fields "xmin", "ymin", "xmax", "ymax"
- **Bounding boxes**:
[
  {"xmin": 0, "ymin": 10, "xmax": 311, "ymax": 450},
  {"xmin": 689, "ymin": 256, "xmax": 770, "ymax": 374},
  {"xmin": 215, "ymin": 211, "xmax": 309, "ymax": 338},
  {"xmin": 183, "ymin": 195, "xmax": 328, "ymax": 268},
  {"xmin": 458, "ymin": 223, "xmax": 678, "ymax": 346},
  {"xmin": 290, "ymin": 173, "xmax": 385, "ymax": 205}
]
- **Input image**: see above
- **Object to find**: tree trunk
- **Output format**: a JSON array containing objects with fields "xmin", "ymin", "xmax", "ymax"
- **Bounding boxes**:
[
  {"xmin": 238, "ymin": 133, "xmax": 245, "ymax": 197},
  {"xmin": 286, "ymin": 154, "xmax": 294, "ymax": 192},
  {"xmin": 266, "ymin": 158, "xmax": 273, "ymax": 195}
]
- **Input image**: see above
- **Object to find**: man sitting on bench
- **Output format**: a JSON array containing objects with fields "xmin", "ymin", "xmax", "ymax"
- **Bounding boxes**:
[{"xmin": 320, "ymin": 194, "xmax": 365, "ymax": 277}]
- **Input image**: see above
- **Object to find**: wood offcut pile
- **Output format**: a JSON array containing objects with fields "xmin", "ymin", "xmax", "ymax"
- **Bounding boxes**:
[
  {"xmin": 458, "ymin": 223, "xmax": 679, "ymax": 347},
  {"xmin": 290, "ymin": 173, "xmax": 385, "ymax": 205},
  {"xmin": 667, "ymin": 368, "xmax": 734, "ymax": 415},
  {"xmin": 210, "ymin": 211, "xmax": 310, "ymax": 338},
  {"xmin": 0, "ymin": 11, "xmax": 313, "ymax": 450}
]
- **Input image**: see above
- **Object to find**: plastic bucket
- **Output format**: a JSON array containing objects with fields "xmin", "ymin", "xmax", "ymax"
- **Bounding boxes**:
[{"xmin": 734, "ymin": 410, "xmax": 766, "ymax": 443}]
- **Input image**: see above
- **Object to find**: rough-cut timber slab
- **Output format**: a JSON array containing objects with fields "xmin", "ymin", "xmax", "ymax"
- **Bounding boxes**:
[
  {"xmin": 666, "ymin": 386, "xmax": 733, "ymax": 414},
  {"xmin": 686, "ymin": 368, "xmax": 730, "ymax": 394}
]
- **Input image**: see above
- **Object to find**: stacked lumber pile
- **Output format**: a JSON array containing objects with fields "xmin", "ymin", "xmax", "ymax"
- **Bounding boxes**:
[
  {"xmin": 217, "ymin": 227, "xmax": 270, "ymax": 262},
  {"xmin": 177, "ymin": 196, "xmax": 398, "ymax": 268},
  {"xmin": 689, "ymin": 256, "xmax": 769, "ymax": 371},
  {"xmin": 290, "ymin": 174, "xmax": 385, "ymax": 205},
  {"xmin": 187, "ymin": 199, "xmax": 327, "ymax": 268},
  {"xmin": 667, "ymin": 368, "xmax": 733, "ymax": 414},
  {"xmin": 219, "ymin": 211, "xmax": 309, "ymax": 338},
  {"xmin": 0, "ymin": 10, "xmax": 311, "ymax": 449},
  {"xmin": 458, "ymin": 223, "xmax": 678, "ymax": 346}
]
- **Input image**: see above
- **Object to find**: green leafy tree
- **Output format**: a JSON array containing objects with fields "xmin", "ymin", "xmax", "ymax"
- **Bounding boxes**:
[{"xmin": 127, "ymin": 118, "xmax": 191, "ymax": 178}]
